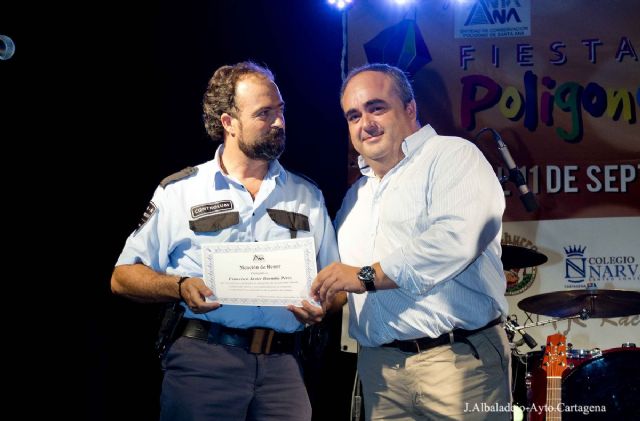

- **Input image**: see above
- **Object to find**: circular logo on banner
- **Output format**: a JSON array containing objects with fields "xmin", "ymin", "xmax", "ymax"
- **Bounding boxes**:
[{"xmin": 505, "ymin": 266, "xmax": 537, "ymax": 296}]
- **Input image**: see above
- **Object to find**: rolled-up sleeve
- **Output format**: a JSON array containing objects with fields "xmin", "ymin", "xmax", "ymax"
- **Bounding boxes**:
[{"xmin": 381, "ymin": 142, "xmax": 504, "ymax": 295}]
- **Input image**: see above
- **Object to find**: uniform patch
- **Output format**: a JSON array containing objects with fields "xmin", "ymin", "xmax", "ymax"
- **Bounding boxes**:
[
  {"xmin": 189, "ymin": 212, "xmax": 239, "ymax": 232},
  {"xmin": 160, "ymin": 166, "xmax": 198, "ymax": 188},
  {"xmin": 190, "ymin": 200, "xmax": 234, "ymax": 219},
  {"xmin": 136, "ymin": 201, "xmax": 157, "ymax": 232},
  {"xmin": 266, "ymin": 208, "xmax": 310, "ymax": 231}
]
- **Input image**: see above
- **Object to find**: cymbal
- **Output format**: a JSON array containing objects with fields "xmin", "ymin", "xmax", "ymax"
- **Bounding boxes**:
[
  {"xmin": 518, "ymin": 289, "xmax": 640, "ymax": 318},
  {"xmin": 501, "ymin": 245, "xmax": 548, "ymax": 270}
]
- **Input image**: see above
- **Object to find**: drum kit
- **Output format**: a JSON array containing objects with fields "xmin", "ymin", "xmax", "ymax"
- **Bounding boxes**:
[{"xmin": 501, "ymin": 245, "xmax": 640, "ymax": 420}]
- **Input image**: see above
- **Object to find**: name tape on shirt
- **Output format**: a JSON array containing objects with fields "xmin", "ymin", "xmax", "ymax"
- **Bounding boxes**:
[{"xmin": 190, "ymin": 200, "xmax": 234, "ymax": 219}]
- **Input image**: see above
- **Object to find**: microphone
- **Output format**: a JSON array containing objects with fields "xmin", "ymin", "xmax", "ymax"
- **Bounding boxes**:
[
  {"xmin": 506, "ymin": 316, "xmax": 538, "ymax": 349},
  {"xmin": 478, "ymin": 128, "xmax": 538, "ymax": 212}
]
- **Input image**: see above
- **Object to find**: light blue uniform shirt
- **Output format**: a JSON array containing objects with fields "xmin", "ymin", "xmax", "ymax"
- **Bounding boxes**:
[{"xmin": 116, "ymin": 145, "xmax": 339, "ymax": 333}]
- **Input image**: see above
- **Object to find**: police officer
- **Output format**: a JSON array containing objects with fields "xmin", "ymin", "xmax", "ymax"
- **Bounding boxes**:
[{"xmin": 111, "ymin": 61, "xmax": 342, "ymax": 421}]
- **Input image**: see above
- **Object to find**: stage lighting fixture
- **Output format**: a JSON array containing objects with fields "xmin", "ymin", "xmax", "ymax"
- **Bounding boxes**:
[{"xmin": 328, "ymin": 0, "xmax": 353, "ymax": 10}]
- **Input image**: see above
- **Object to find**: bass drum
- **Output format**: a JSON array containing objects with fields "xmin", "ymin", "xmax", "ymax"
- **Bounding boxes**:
[{"xmin": 561, "ymin": 346, "xmax": 640, "ymax": 420}]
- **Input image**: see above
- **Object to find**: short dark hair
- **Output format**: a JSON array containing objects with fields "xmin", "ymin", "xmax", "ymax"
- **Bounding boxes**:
[
  {"xmin": 340, "ymin": 63, "xmax": 415, "ymax": 106},
  {"xmin": 203, "ymin": 61, "xmax": 275, "ymax": 141}
]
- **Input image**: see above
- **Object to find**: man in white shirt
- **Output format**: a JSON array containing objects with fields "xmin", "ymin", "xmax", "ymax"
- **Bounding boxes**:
[{"xmin": 312, "ymin": 63, "xmax": 511, "ymax": 420}]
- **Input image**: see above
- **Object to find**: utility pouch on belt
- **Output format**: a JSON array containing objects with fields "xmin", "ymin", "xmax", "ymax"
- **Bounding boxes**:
[{"xmin": 155, "ymin": 302, "xmax": 185, "ymax": 359}]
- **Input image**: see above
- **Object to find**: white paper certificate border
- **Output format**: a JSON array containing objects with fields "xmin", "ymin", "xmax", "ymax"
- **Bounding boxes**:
[{"xmin": 202, "ymin": 237, "xmax": 316, "ymax": 306}]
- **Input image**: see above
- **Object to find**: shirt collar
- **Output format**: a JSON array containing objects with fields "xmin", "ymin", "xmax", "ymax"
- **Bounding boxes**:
[
  {"xmin": 212, "ymin": 144, "xmax": 287, "ymax": 187},
  {"xmin": 358, "ymin": 124, "xmax": 437, "ymax": 177}
]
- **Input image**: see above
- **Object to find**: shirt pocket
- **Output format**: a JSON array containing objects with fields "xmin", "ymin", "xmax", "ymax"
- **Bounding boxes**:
[
  {"xmin": 189, "ymin": 211, "xmax": 240, "ymax": 233},
  {"xmin": 266, "ymin": 208, "xmax": 310, "ymax": 239}
]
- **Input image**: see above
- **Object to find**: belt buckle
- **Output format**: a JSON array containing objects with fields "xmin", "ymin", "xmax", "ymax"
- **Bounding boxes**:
[{"xmin": 249, "ymin": 328, "xmax": 275, "ymax": 354}]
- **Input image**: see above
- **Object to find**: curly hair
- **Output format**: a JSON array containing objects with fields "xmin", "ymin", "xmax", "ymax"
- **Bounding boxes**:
[{"xmin": 203, "ymin": 61, "xmax": 275, "ymax": 141}]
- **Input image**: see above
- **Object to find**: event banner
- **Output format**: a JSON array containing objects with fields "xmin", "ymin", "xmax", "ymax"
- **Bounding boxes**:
[{"xmin": 345, "ymin": 0, "xmax": 639, "ymax": 350}]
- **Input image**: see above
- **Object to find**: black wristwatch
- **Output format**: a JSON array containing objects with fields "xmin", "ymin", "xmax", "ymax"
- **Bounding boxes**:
[{"xmin": 358, "ymin": 266, "xmax": 377, "ymax": 292}]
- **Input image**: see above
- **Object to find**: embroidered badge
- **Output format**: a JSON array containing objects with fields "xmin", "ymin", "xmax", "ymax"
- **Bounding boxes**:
[
  {"xmin": 190, "ymin": 200, "xmax": 234, "ymax": 219},
  {"xmin": 136, "ymin": 201, "xmax": 157, "ymax": 233}
]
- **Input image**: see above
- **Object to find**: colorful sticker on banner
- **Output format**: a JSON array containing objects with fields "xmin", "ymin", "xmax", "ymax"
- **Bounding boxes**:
[{"xmin": 502, "ymin": 232, "xmax": 539, "ymax": 296}]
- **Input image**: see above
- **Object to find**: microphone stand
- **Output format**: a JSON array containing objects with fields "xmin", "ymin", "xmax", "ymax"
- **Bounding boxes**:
[
  {"xmin": 506, "ymin": 310, "xmax": 592, "ymax": 350},
  {"xmin": 474, "ymin": 128, "xmax": 538, "ymax": 212},
  {"xmin": 504, "ymin": 316, "xmax": 538, "ymax": 349}
]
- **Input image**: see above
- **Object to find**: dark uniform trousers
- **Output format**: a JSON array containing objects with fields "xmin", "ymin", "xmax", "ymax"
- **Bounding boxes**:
[{"xmin": 160, "ymin": 335, "xmax": 311, "ymax": 421}]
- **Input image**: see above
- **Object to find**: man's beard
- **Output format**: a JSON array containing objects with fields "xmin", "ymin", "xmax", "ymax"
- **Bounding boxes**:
[{"xmin": 238, "ymin": 127, "xmax": 286, "ymax": 162}]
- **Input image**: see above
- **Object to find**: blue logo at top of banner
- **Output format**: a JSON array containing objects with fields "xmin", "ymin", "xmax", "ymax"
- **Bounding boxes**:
[
  {"xmin": 464, "ymin": 0, "xmax": 523, "ymax": 27},
  {"xmin": 454, "ymin": 0, "xmax": 531, "ymax": 39}
]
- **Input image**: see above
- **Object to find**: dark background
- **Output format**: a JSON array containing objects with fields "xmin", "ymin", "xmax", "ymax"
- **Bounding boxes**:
[{"xmin": 2, "ymin": 1, "xmax": 355, "ymax": 420}]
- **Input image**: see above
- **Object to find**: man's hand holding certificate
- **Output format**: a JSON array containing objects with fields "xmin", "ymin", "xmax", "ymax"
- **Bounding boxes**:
[{"xmin": 202, "ymin": 237, "xmax": 319, "ymax": 307}]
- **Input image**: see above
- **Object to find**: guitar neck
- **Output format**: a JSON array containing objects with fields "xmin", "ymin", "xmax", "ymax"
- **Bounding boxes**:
[
  {"xmin": 541, "ymin": 333, "xmax": 568, "ymax": 421},
  {"xmin": 545, "ymin": 376, "xmax": 562, "ymax": 420}
]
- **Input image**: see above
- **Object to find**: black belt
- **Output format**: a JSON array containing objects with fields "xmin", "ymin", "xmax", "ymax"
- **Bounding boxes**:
[
  {"xmin": 179, "ymin": 318, "xmax": 301, "ymax": 355},
  {"xmin": 381, "ymin": 317, "xmax": 503, "ymax": 358}
]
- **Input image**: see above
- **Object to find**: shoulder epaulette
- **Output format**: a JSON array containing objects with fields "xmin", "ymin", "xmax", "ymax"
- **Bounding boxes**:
[
  {"xmin": 289, "ymin": 170, "xmax": 319, "ymax": 188},
  {"xmin": 160, "ymin": 166, "xmax": 198, "ymax": 188}
]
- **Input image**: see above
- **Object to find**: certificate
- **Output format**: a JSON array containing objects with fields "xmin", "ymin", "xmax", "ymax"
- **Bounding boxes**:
[{"xmin": 202, "ymin": 237, "xmax": 318, "ymax": 306}]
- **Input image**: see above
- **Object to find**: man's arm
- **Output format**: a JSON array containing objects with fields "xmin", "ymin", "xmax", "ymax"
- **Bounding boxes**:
[
  {"xmin": 378, "ymin": 142, "xmax": 504, "ymax": 295},
  {"xmin": 111, "ymin": 263, "xmax": 181, "ymax": 303},
  {"xmin": 111, "ymin": 263, "xmax": 220, "ymax": 312},
  {"xmin": 311, "ymin": 262, "xmax": 397, "ymax": 308}
]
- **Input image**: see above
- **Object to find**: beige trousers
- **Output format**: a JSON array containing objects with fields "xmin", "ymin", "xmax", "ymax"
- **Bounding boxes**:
[{"xmin": 358, "ymin": 325, "xmax": 512, "ymax": 420}]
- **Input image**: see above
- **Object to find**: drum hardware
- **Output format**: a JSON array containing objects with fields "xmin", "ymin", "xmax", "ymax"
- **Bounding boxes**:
[
  {"xmin": 566, "ymin": 344, "xmax": 601, "ymax": 369},
  {"xmin": 505, "ymin": 315, "xmax": 538, "ymax": 349},
  {"xmin": 621, "ymin": 342, "xmax": 636, "ymax": 348},
  {"xmin": 509, "ymin": 314, "xmax": 588, "ymax": 332},
  {"xmin": 506, "ymin": 312, "xmax": 589, "ymax": 354}
]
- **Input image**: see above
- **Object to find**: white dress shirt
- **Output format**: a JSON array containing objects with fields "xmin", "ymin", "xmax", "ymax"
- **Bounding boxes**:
[{"xmin": 336, "ymin": 125, "xmax": 508, "ymax": 347}]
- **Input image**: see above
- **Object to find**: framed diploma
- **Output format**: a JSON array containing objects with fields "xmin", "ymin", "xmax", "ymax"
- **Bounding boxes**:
[{"xmin": 202, "ymin": 237, "xmax": 318, "ymax": 306}]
